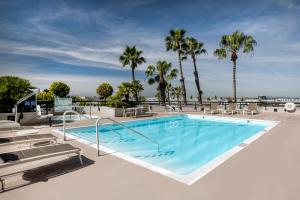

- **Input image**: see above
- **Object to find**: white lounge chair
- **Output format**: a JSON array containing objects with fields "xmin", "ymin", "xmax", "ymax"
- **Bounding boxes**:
[
  {"xmin": 123, "ymin": 108, "xmax": 134, "ymax": 118},
  {"xmin": 165, "ymin": 105, "xmax": 180, "ymax": 113},
  {"xmin": 243, "ymin": 103, "xmax": 259, "ymax": 115},
  {"xmin": 204, "ymin": 102, "xmax": 219, "ymax": 114},
  {"xmin": 223, "ymin": 103, "xmax": 238, "ymax": 115},
  {"xmin": 0, "ymin": 133, "xmax": 57, "ymax": 147},
  {"xmin": 0, "ymin": 144, "xmax": 83, "ymax": 169}
]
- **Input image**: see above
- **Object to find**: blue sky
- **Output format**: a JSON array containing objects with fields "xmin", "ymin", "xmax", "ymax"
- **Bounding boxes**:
[{"xmin": 0, "ymin": 0, "xmax": 300, "ymax": 97}]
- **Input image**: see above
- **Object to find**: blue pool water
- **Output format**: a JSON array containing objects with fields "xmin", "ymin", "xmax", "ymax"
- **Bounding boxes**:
[{"xmin": 65, "ymin": 115, "xmax": 270, "ymax": 175}]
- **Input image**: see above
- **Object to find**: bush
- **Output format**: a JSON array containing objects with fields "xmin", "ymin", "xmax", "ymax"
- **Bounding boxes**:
[
  {"xmin": 0, "ymin": 76, "xmax": 34, "ymax": 103},
  {"xmin": 107, "ymin": 93, "xmax": 129, "ymax": 108},
  {"xmin": 49, "ymin": 81, "xmax": 70, "ymax": 97},
  {"xmin": 0, "ymin": 76, "xmax": 35, "ymax": 112},
  {"xmin": 37, "ymin": 90, "xmax": 54, "ymax": 101},
  {"xmin": 96, "ymin": 83, "xmax": 113, "ymax": 101}
]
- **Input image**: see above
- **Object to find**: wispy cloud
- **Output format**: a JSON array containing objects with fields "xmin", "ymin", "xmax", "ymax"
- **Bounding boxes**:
[{"xmin": 0, "ymin": 0, "xmax": 300, "ymax": 97}]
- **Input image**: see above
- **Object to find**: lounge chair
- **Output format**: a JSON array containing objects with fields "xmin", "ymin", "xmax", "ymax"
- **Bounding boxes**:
[
  {"xmin": 224, "ymin": 103, "xmax": 238, "ymax": 115},
  {"xmin": 123, "ymin": 108, "xmax": 134, "ymax": 118},
  {"xmin": 243, "ymin": 102, "xmax": 259, "ymax": 115},
  {"xmin": 0, "ymin": 120, "xmax": 20, "ymax": 129},
  {"xmin": 0, "ymin": 144, "xmax": 83, "ymax": 169},
  {"xmin": 142, "ymin": 105, "xmax": 156, "ymax": 116},
  {"xmin": 204, "ymin": 102, "xmax": 219, "ymax": 114},
  {"xmin": 0, "ymin": 134, "xmax": 57, "ymax": 147},
  {"xmin": 165, "ymin": 105, "xmax": 180, "ymax": 113}
]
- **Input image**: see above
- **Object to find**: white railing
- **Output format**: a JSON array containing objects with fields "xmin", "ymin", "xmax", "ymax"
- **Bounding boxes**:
[
  {"xmin": 61, "ymin": 109, "xmax": 159, "ymax": 156},
  {"xmin": 95, "ymin": 116, "xmax": 160, "ymax": 156},
  {"xmin": 62, "ymin": 110, "xmax": 90, "ymax": 141},
  {"xmin": 14, "ymin": 89, "xmax": 39, "ymax": 122}
]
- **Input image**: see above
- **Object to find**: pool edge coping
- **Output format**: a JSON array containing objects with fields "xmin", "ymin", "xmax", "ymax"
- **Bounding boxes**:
[{"xmin": 52, "ymin": 114, "xmax": 279, "ymax": 185}]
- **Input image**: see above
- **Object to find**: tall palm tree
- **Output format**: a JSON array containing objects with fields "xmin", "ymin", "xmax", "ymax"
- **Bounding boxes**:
[
  {"xmin": 165, "ymin": 29, "xmax": 188, "ymax": 105},
  {"xmin": 145, "ymin": 60, "xmax": 178, "ymax": 106},
  {"xmin": 119, "ymin": 46, "xmax": 146, "ymax": 101},
  {"xmin": 214, "ymin": 30, "xmax": 256, "ymax": 102},
  {"xmin": 183, "ymin": 37, "xmax": 207, "ymax": 105}
]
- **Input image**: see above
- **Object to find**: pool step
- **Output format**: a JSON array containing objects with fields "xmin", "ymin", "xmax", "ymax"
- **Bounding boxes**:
[
  {"xmin": 134, "ymin": 150, "xmax": 175, "ymax": 159},
  {"xmin": 102, "ymin": 138, "xmax": 136, "ymax": 144}
]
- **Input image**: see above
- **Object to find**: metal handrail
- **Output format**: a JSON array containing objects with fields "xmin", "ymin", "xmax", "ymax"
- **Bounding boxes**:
[
  {"xmin": 63, "ymin": 110, "xmax": 90, "ymax": 141},
  {"xmin": 95, "ymin": 116, "xmax": 160, "ymax": 156},
  {"xmin": 14, "ymin": 89, "xmax": 39, "ymax": 122}
]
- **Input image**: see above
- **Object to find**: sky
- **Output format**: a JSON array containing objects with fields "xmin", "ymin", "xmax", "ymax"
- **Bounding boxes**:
[{"xmin": 0, "ymin": 0, "xmax": 300, "ymax": 98}]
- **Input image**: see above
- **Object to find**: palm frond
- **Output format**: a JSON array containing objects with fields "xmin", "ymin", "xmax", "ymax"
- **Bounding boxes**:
[{"xmin": 214, "ymin": 48, "xmax": 227, "ymax": 59}]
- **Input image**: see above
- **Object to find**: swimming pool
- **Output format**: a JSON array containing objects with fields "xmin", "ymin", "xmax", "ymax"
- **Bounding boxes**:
[{"xmin": 58, "ymin": 114, "xmax": 277, "ymax": 184}]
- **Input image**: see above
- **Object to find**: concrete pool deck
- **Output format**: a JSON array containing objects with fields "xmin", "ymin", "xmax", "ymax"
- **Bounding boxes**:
[{"xmin": 0, "ymin": 112, "xmax": 300, "ymax": 200}]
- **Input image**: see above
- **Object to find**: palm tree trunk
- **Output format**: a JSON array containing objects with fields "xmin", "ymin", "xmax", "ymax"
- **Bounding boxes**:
[
  {"xmin": 177, "ymin": 50, "xmax": 187, "ymax": 105},
  {"xmin": 192, "ymin": 55, "xmax": 202, "ymax": 105},
  {"xmin": 160, "ymin": 87, "xmax": 166, "ymax": 106},
  {"xmin": 131, "ymin": 68, "xmax": 136, "ymax": 81},
  {"xmin": 167, "ymin": 89, "xmax": 170, "ymax": 105},
  {"xmin": 131, "ymin": 66, "xmax": 138, "ymax": 102},
  {"xmin": 232, "ymin": 59, "xmax": 237, "ymax": 102}
]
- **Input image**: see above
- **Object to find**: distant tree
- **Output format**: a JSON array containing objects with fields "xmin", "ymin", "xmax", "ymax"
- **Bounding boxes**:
[
  {"xmin": 171, "ymin": 86, "xmax": 182, "ymax": 105},
  {"xmin": 49, "ymin": 81, "xmax": 70, "ymax": 97},
  {"xmin": 155, "ymin": 91, "xmax": 162, "ymax": 104},
  {"xmin": 214, "ymin": 30, "xmax": 256, "ymax": 102},
  {"xmin": 117, "ymin": 82, "xmax": 132, "ymax": 102},
  {"xmin": 130, "ymin": 80, "xmax": 144, "ymax": 103},
  {"xmin": 96, "ymin": 83, "xmax": 114, "ymax": 102},
  {"xmin": 182, "ymin": 37, "xmax": 207, "ymax": 104},
  {"xmin": 0, "ymin": 76, "xmax": 34, "ymax": 105},
  {"xmin": 166, "ymin": 83, "xmax": 172, "ymax": 104},
  {"xmin": 107, "ymin": 92, "xmax": 129, "ymax": 108},
  {"xmin": 119, "ymin": 46, "xmax": 146, "ymax": 101},
  {"xmin": 165, "ymin": 29, "xmax": 188, "ymax": 105},
  {"xmin": 145, "ymin": 60, "xmax": 178, "ymax": 105},
  {"xmin": 37, "ymin": 89, "xmax": 54, "ymax": 101}
]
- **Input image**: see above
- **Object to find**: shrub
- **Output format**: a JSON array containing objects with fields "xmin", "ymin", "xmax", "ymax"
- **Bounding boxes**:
[
  {"xmin": 0, "ymin": 76, "xmax": 34, "ymax": 104},
  {"xmin": 49, "ymin": 81, "xmax": 70, "ymax": 97},
  {"xmin": 107, "ymin": 93, "xmax": 129, "ymax": 108},
  {"xmin": 96, "ymin": 83, "xmax": 113, "ymax": 101},
  {"xmin": 37, "ymin": 89, "xmax": 54, "ymax": 101}
]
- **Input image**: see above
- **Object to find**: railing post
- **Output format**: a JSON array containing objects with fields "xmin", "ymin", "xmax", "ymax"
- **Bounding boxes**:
[
  {"xmin": 89, "ymin": 104, "xmax": 92, "ymax": 119},
  {"xmin": 15, "ymin": 105, "xmax": 18, "ymax": 122},
  {"xmin": 96, "ymin": 117, "xmax": 101, "ymax": 156},
  {"xmin": 63, "ymin": 110, "xmax": 89, "ymax": 141},
  {"xmin": 63, "ymin": 112, "xmax": 66, "ymax": 141}
]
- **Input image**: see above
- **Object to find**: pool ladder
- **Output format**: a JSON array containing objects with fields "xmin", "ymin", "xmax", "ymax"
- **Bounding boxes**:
[
  {"xmin": 62, "ymin": 110, "xmax": 160, "ymax": 156},
  {"xmin": 95, "ymin": 117, "xmax": 160, "ymax": 156}
]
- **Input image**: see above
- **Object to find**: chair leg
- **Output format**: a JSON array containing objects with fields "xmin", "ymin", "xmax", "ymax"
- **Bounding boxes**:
[
  {"xmin": 0, "ymin": 178, "xmax": 5, "ymax": 192},
  {"xmin": 78, "ymin": 152, "xmax": 83, "ymax": 165}
]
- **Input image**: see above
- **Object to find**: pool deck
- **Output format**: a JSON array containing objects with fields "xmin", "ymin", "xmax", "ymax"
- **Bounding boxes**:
[{"xmin": 1, "ymin": 112, "xmax": 300, "ymax": 200}]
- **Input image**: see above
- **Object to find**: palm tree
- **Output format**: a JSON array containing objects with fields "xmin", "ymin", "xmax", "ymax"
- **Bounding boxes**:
[
  {"xmin": 165, "ymin": 29, "xmax": 188, "ymax": 105},
  {"xmin": 214, "ymin": 30, "xmax": 256, "ymax": 102},
  {"xmin": 182, "ymin": 37, "xmax": 207, "ymax": 105},
  {"xmin": 166, "ymin": 83, "xmax": 172, "ymax": 105},
  {"xmin": 171, "ymin": 86, "xmax": 182, "ymax": 106},
  {"xmin": 119, "ymin": 46, "xmax": 146, "ymax": 102},
  {"xmin": 146, "ymin": 61, "xmax": 178, "ymax": 106},
  {"xmin": 155, "ymin": 91, "xmax": 162, "ymax": 105},
  {"xmin": 130, "ymin": 80, "xmax": 144, "ymax": 103},
  {"xmin": 118, "ymin": 82, "xmax": 132, "ymax": 102}
]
